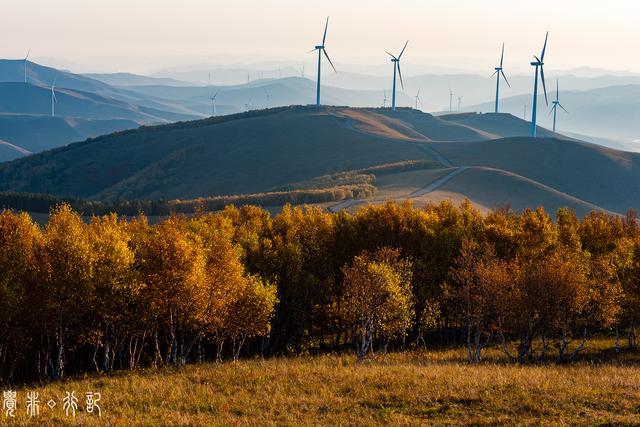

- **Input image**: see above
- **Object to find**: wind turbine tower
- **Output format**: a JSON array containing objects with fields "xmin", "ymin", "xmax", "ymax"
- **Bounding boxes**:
[
  {"xmin": 50, "ymin": 77, "xmax": 58, "ymax": 117},
  {"xmin": 457, "ymin": 96, "xmax": 463, "ymax": 112},
  {"xmin": 492, "ymin": 43, "xmax": 511, "ymax": 113},
  {"xmin": 264, "ymin": 88, "xmax": 271, "ymax": 108},
  {"xmin": 386, "ymin": 40, "xmax": 408, "ymax": 112},
  {"xmin": 383, "ymin": 91, "xmax": 388, "ymax": 108},
  {"xmin": 312, "ymin": 17, "xmax": 337, "ymax": 108},
  {"xmin": 23, "ymin": 49, "xmax": 30, "ymax": 83},
  {"xmin": 449, "ymin": 89, "xmax": 454, "ymax": 112},
  {"xmin": 414, "ymin": 89, "xmax": 421, "ymax": 110},
  {"xmin": 530, "ymin": 32, "xmax": 549, "ymax": 137},
  {"xmin": 210, "ymin": 92, "xmax": 218, "ymax": 116},
  {"xmin": 550, "ymin": 80, "xmax": 568, "ymax": 133}
]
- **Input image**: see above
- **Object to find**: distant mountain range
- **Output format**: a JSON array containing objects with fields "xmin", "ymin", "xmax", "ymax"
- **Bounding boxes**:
[{"xmin": 466, "ymin": 85, "xmax": 640, "ymax": 150}]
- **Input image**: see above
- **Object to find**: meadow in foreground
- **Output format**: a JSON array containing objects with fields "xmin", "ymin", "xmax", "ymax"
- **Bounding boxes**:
[{"xmin": 3, "ymin": 341, "xmax": 640, "ymax": 426}]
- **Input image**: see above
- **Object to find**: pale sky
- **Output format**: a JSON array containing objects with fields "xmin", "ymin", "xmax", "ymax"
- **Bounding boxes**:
[{"xmin": 3, "ymin": 0, "xmax": 640, "ymax": 74}]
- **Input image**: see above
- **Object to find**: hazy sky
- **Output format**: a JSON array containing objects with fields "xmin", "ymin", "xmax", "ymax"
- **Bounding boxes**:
[{"xmin": 3, "ymin": 0, "xmax": 640, "ymax": 74}]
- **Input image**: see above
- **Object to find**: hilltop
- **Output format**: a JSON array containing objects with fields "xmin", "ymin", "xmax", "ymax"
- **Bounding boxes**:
[{"xmin": 0, "ymin": 106, "xmax": 638, "ymax": 215}]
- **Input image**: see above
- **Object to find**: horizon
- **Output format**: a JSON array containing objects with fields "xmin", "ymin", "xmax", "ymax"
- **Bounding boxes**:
[{"xmin": 3, "ymin": 0, "xmax": 640, "ymax": 75}]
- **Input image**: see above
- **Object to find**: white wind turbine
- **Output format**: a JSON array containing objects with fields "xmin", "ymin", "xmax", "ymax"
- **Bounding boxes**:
[
  {"xmin": 50, "ymin": 76, "xmax": 58, "ymax": 117},
  {"xmin": 23, "ymin": 49, "xmax": 30, "ymax": 83},
  {"xmin": 210, "ymin": 92, "xmax": 218, "ymax": 116},
  {"xmin": 264, "ymin": 88, "xmax": 270, "ymax": 108}
]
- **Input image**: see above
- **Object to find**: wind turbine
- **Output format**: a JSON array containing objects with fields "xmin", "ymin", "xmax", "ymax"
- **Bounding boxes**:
[
  {"xmin": 492, "ymin": 43, "xmax": 511, "ymax": 113},
  {"xmin": 245, "ymin": 97, "xmax": 252, "ymax": 112},
  {"xmin": 210, "ymin": 92, "xmax": 218, "ymax": 116},
  {"xmin": 50, "ymin": 77, "xmax": 58, "ymax": 117},
  {"xmin": 414, "ymin": 89, "xmax": 421, "ymax": 110},
  {"xmin": 383, "ymin": 91, "xmax": 388, "ymax": 108},
  {"xmin": 549, "ymin": 80, "xmax": 568, "ymax": 133},
  {"xmin": 530, "ymin": 31, "xmax": 549, "ymax": 137},
  {"xmin": 311, "ymin": 17, "xmax": 337, "ymax": 108},
  {"xmin": 264, "ymin": 88, "xmax": 271, "ymax": 108},
  {"xmin": 449, "ymin": 89, "xmax": 454, "ymax": 112},
  {"xmin": 457, "ymin": 96, "xmax": 463, "ymax": 112},
  {"xmin": 386, "ymin": 40, "xmax": 408, "ymax": 112},
  {"xmin": 23, "ymin": 49, "xmax": 30, "ymax": 83}
]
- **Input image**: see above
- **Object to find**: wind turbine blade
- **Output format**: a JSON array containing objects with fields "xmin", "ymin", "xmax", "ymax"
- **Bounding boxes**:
[
  {"xmin": 540, "ymin": 65, "xmax": 548, "ymax": 105},
  {"xmin": 308, "ymin": 48, "xmax": 317, "ymax": 54},
  {"xmin": 491, "ymin": 70, "xmax": 498, "ymax": 77},
  {"xmin": 541, "ymin": 31, "xmax": 549, "ymax": 62},
  {"xmin": 501, "ymin": 70, "xmax": 511, "ymax": 88},
  {"xmin": 385, "ymin": 51, "xmax": 397, "ymax": 60},
  {"xmin": 500, "ymin": 43, "xmax": 505, "ymax": 67},
  {"xmin": 322, "ymin": 17, "xmax": 329, "ymax": 45},
  {"xmin": 398, "ymin": 40, "xmax": 409, "ymax": 59},
  {"xmin": 397, "ymin": 62, "xmax": 405, "ymax": 90},
  {"xmin": 323, "ymin": 49, "xmax": 337, "ymax": 73},
  {"xmin": 559, "ymin": 104, "xmax": 569, "ymax": 113},
  {"xmin": 548, "ymin": 105, "xmax": 556, "ymax": 116}
]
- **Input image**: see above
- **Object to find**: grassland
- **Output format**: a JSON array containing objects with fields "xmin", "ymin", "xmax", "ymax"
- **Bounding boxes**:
[{"xmin": 3, "ymin": 339, "xmax": 640, "ymax": 426}]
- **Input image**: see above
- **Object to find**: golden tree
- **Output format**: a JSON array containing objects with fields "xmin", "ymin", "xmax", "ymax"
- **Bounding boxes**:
[
  {"xmin": 36, "ymin": 204, "xmax": 95, "ymax": 378},
  {"xmin": 337, "ymin": 248, "xmax": 414, "ymax": 361},
  {"xmin": 0, "ymin": 210, "xmax": 40, "ymax": 382}
]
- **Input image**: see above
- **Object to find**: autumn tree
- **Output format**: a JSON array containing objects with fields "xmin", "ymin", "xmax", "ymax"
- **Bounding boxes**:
[
  {"xmin": 135, "ymin": 216, "xmax": 208, "ymax": 366},
  {"xmin": 336, "ymin": 248, "xmax": 414, "ymax": 361},
  {"xmin": 224, "ymin": 275, "xmax": 278, "ymax": 361},
  {"xmin": 87, "ymin": 214, "xmax": 138, "ymax": 372},
  {"xmin": 444, "ymin": 240, "xmax": 514, "ymax": 362},
  {"xmin": 0, "ymin": 210, "xmax": 40, "ymax": 382},
  {"xmin": 35, "ymin": 204, "xmax": 95, "ymax": 378}
]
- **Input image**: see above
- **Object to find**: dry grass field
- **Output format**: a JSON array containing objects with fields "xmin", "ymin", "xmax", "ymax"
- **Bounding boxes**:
[{"xmin": 3, "ymin": 339, "xmax": 640, "ymax": 426}]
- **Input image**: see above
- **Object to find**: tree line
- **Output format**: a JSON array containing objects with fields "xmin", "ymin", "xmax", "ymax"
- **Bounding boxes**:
[{"xmin": 1, "ymin": 200, "xmax": 640, "ymax": 383}]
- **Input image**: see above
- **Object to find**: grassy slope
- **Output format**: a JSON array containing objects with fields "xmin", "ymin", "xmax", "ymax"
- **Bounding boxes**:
[
  {"xmin": 0, "ymin": 107, "xmax": 432, "ymax": 200},
  {"xmin": 1, "ymin": 106, "xmax": 638, "ymax": 215},
  {"xmin": 4, "ymin": 341, "xmax": 640, "ymax": 426},
  {"xmin": 438, "ymin": 112, "xmax": 558, "ymax": 139},
  {"xmin": 432, "ymin": 137, "xmax": 640, "ymax": 213},
  {"xmin": 413, "ymin": 167, "xmax": 607, "ymax": 216}
]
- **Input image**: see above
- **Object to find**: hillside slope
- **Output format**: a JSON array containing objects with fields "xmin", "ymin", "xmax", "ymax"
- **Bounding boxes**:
[
  {"xmin": 431, "ymin": 137, "xmax": 640, "ymax": 213},
  {"xmin": 0, "ymin": 107, "xmax": 435, "ymax": 200},
  {"xmin": 0, "ymin": 106, "xmax": 637, "ymax": 215},
  {"xmin": 0, "ymin": 114, "xmax": 140, "ymax": 155}
]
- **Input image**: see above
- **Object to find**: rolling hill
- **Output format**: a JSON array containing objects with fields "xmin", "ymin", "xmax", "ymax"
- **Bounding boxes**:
[
  {"xmin": 0, "ymin": 114, "xmax": 141, "ymax": 160},
  {"xmin": 0, "ymin": 106, "xmax": 637, "ymax": 216}
]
